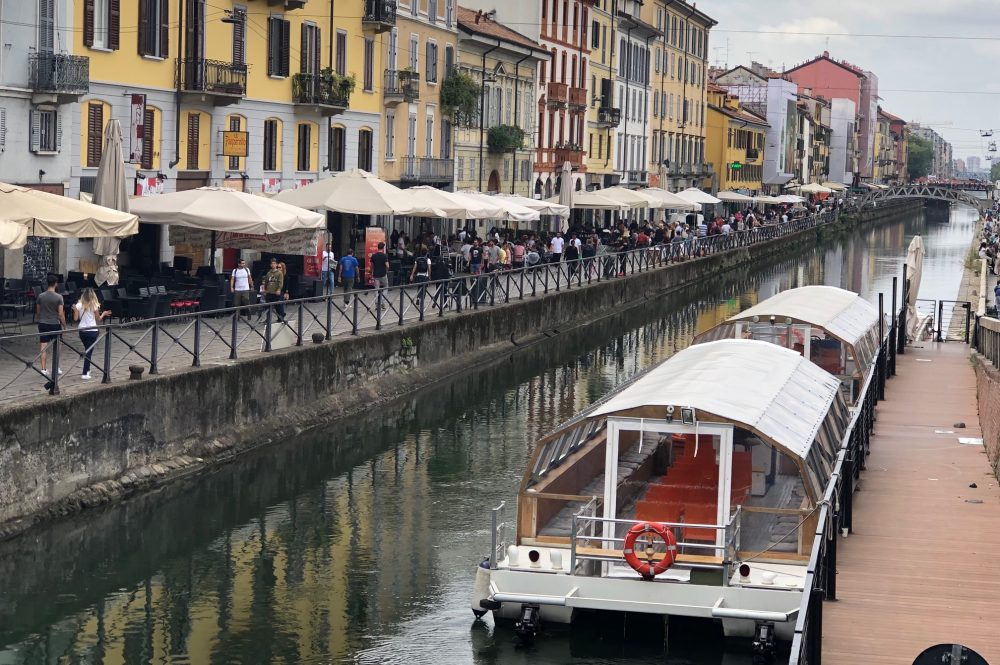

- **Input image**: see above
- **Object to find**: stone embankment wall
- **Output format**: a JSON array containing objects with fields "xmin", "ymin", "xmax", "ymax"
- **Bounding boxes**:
[
  {"xmin": 0, "ymin": 201, "xmax": 921, "ymax": 538},
  {"xmin": 973, "ymin": 358, "xmax": 1000, "ymax": 478}
]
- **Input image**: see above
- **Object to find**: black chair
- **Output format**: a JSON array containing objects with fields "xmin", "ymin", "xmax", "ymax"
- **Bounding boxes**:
[
  {"xmin": 154, "ymin": 296, "xmax": 171, "ymax": 318},
  {"xmin": 135, "ymin": 295, "xmax": 159, "ymax": 320},
  {"xmin": 198, "ymin": 285, "xmax": 224, "ymax": 313}
]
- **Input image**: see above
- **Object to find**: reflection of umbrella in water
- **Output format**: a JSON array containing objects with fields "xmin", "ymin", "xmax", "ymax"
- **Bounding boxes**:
[
  {"xmin": 91, "ymin": 119, "xmax": 131, "ymax": 286},
  {"xmin": 905, "ymin": 234, "xmax": 925, "ymax": 340}
]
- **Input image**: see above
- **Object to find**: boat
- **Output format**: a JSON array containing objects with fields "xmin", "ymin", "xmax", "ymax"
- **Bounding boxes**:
[
  {"xmin": 693, "ymin": 286, "xmax": 883, "ymax": 404},
  {"xmin": 469, "ymin": 338, "xmax": 857, "ymax": 656}
]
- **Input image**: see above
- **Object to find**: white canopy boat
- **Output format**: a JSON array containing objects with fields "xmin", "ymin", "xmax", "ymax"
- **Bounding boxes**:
[{"xmin": 470, "ymin": 339, "xmax": 855, "ymax": 651}]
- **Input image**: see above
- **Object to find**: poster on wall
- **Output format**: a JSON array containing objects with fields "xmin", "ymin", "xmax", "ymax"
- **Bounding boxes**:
[
  {"xmin": 128, "ymin": 94, "xmax": 146, "ymax": 164},
  {"xmin": 261, "ymin": 178, "xmax": 281, "ymax": 195},
  {"xmin": 134, "ymin": 176, "xmax": 164, "ymax": 197},
  {"xmin": 364, "ymin": 227, "xmax": 386, "ymax": 286},
  {"xmin": 303, "ymin": 235, "xmax": 323, "ymax": 278}
]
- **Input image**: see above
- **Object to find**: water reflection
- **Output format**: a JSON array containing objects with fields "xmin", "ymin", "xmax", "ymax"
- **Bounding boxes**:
[{"xmin": 0, "ymin": 206, "xmax": 974, "ymax": 665}]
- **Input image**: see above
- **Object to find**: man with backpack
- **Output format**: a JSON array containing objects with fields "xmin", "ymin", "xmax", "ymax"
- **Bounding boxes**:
[
  {"xmin": 411, "ymin": 250, "xmax": 431, "ymax": 309},
  {"xmin": 230, "ymin": 258, "xmax": 254, "ymax": 319}
]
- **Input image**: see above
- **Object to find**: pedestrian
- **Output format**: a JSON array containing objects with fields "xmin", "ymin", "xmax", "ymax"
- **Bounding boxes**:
[
  {"xmin": 321, "ymin": 243, "xmax": 337, "ymax": 295},
  {"xmin": 411, "ymin": 250, "xmax": 431, "ymax": 307},
  {"xmin": 370, "ymin": 241, "xmax": 390, "ymax": 291},
  {"xmin": 262, "ymin": 258, "xmax": 285, "ymax": 320},
  {"xmin": 565, "ymin": 236, "xmax": 580, "ymax": 275},
  {"xmin": 549, "ymin": 232, "xmax": 565, "ymax": 263},
  {"xmin": 469, "ymin": 239, "xmax": 484, "ymax": 274},
  {"xmin": 338, "ymin": 248, "xmax": 360, "ymax": 304},
  {"xmin": 230, "ymin": 258, "xmax": 254, "ymax": 318},
  {"xmin": 485, "ymin": 239, "xmax": 500, "ymax": 272},
  {"xmin": 278, "ymin": 262, "xmax": 290, "ymax": 320},
  {"xmin": 36, "ymin": 275, "xmax": 65, "ymax": 377},
  {"xmin": 512, "ymin": 240, "xmax": 526, "ymax": 269},
  {"xmin": 72, "ymin": 287, "xmax": 110, "ymax": 380}
]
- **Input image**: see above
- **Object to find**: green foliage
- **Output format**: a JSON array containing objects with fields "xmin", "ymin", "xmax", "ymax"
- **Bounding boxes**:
[
  {"xmin": 487, "ymin": 125, "xmax": 526, "ymax": 152},
  {"xmin": 440, "ymin": 71, "xmax": 480, "ymax": 121},
  {"xmin": 991, "ymin": 161, "xmax": 1000, "ymax": 183},
  {"xmin": 907, "ymin": 135, "xmax": 933, "ymax": 181}
]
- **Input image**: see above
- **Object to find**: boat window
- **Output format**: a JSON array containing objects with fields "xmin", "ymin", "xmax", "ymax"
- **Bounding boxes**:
[{"xmin": 528, "ymin": 418, "xmax": 607, "ymax": 487}]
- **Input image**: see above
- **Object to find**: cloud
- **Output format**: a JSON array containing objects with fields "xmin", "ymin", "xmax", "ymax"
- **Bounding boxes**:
[{"xmin": 757, "ymin": 17, "xmax": 852, "ymax": 45}]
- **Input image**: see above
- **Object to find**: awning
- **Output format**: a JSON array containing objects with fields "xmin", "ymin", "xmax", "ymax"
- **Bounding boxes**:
[{"xmin": 716, "ymin": 190, "xmax": 753, "ymax": 202}]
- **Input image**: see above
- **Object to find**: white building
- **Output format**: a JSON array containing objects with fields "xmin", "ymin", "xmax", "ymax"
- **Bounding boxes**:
[
  {"xmin": 614, "ymin": 1, "xmax": 658, "ymax": 188},
  {"xmin": 829, "ymin": 98, "xmax": 858, "ymax": 185}
]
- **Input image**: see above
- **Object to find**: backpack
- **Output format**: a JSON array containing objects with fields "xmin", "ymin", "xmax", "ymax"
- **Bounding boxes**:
[{"xmin": 416, "ymin": 257, "xmax": 429, "ymax": 273}]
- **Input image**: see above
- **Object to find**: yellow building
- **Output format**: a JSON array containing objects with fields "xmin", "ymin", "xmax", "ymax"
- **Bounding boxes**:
[
  {"xmin": 73, "ymin": 0, "xmax": 386, "ymax": 264},
  {"xmin": 585, "ymin": 0, "xmax": 619, "ymax": 189},
  {"xmin": 452, "ymin": 8, "xmax": 547, "ymax": 197},
  {"xmin": 704, "ymin": 87, "xmax": 768, "ymax": 194},
  {"xmin": 379, "ymin": 0, "xmax": 459, "ymax": 189},
  {"xmin": 642, "ymin": 0, "xmax": 716, "ymax": 192}
]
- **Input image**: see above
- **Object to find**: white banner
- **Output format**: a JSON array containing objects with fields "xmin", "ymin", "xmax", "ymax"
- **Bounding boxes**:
[
  {"xmin": 128, "ymin": 94, "xmax": 146, "ymax": 164},
  {"xmin": 169, "ymin": 227, "xmax": 324, "ymax": 256}
]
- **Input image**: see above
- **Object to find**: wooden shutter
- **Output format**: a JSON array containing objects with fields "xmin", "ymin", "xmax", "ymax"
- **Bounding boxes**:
[
  {"xmin": 159, "ymin": 0, "xmax": 170, "ymax": 57},
  {"xmin": 233, "ymin": 9, "xmax": 246, "ymax": 65},
  {"xmin": 87, "ymin": 104, "xmax": 103, "ymax": 165},
  {"xmin": 314, "ymin": 29, "xmax": 321, "ymax": 77},
  {"xmin": 280, "ymin": 20, "xmax": 291, "ymax": 77},
  {"xmin": 109, "ymin": 0, "xmax": 121, "ymax": 50},
  {"xmin": 29, "ymin": 110, "xmax": 40, "ymax": 152},
  {"xmin": 141, "ymin": 108, "xmax": 155, "ymax": 169},
  {"xmin": 55, "ymin": 111, "xmax": 62, "ymax": 152},
  {"xmin": 266, "ymin": 18, "xmax": 277, "ymax": 76},
  {"xmin": 300, "ymin": 23, "xmax": 308, "ymax": 73},
  {"xmin": 0, "ymin": 108, "xmax": 6, "ymax": 150},
  {"xmin": 38, "ymin": 0, "xmax": 55, "ymax": 52},
  {"xmin": 187, "ymin": 113, "xmax": 200, "ymax": 170},
  {"xmin": 137, "ymin": 0, "xmax": 149, "ymax": 55},
  {"xmin": 83, "ymin": 0, "xmax": 95, "ymax": 47}
]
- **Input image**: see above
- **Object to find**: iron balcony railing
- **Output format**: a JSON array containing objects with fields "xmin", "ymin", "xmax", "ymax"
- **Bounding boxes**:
[
  {"xmin": 177, "ymin": 58, "xmax": 247, "ymax": 97},
  {"xmin": 363, "ymin": 0, "xmax": 397, "ymax": 28},
  {"xmin": 626, "ymin": 169, "xmax": 649, "ymax": 184},
  {"xmin": 28, "ymin": 52, "xmax": 90, "ymax": 95},
  {"xmin": 384, "ymin": 68, "xmax": 419, "ymax": 102},
  {"xmin": 400, "ymin": 157, "xmax": 454, "ymax": 182},
  {"xmin": 597, "ymin": 106, "xmax": 621, "ymax": 127},
  {"xmin": 291, "ymin": 72, "xmax": 350, "ymax": 109}
]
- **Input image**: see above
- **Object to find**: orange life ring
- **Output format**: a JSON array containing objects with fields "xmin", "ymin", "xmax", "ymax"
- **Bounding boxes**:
[{"xmin": 623, "ymin": 522, "xmax": 678, "ymax": 580}]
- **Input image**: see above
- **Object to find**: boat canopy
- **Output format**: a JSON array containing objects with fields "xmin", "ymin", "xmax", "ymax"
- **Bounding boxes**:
[
  {"xmin": 724, "ymin": 286, "xmax": 881, "ymax": 368},
  {"xmin": 592, "ymin": 339, "xmax": 848, "ymax": 463}
]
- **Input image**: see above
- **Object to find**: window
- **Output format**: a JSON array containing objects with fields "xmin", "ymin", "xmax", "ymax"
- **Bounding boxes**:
[
  {"xmin": 232, "ymin": 7, "xmax": 247, "ymax": 65},
  {"xmin": 425, "ymin": 115, "xmax": 433, "ymax": 156},
  {"xmin": 385, "ymin": 111, "xmax": 395, "ymax": 158},
  {"xmin": 138, "ymin": 0, "xmax": 169, "ymax": 58},
  {"xmin": 140, "ymin": 107, "xmax": 156, "ymax": 169},
  {"xmin": 38, "ymin": 0, "xmax": 55, "ymax": 52},
  {"xmin": 297, "ymin": 123, "xmax": 312, "ymax": 171},
  {"xmin": 440, "ymin": 118, "xmax": 451, "ymax": 158},
  {"xmin": 364, "ymin": 38, "xmax": 375, "ymax": 90},
  {"xmin": 409, "ymin": 34, "xmax": 419, "ymax": 71},
  {"xmin": 426, "ymin": 41, "xmax": 438, "ymax": 83},
  {"xmin": 336, "ymin": 30, "xmax": 347, "ymax": 75},
  {"xmin": 445, "ymin": 0, "xmax": 454, "ymax": 27},
  {"xmin": 358, "ymin": 128, "xmax": 373, "ymax": 171},
  {"xmin": 591, "ymin": 20, "xmax": 600, "ymax": 48},
  {"xmin": 30, "ymin": 108, "xmax": 60, "ymax": 153},
  {"xmin": 186, "ymin": 112, "xmax": 200, "ymax": 169},
  {"xmin": 457, "ymin": 157, "xmax": 464, "ymax": 181},
  {"xmin": 84, "ymin": 0, "xmax": 120, "ymax": 50},
  {"xmin": 263, "ymin": 119, "xmax": 279, "ymax": 171},
  {"xmin": 429, "ymin": 0, "xmax": 437, "ymax": 23},
  {"xmin": 329, "ymin": 125, "xmax": 346, "ymax": 171},
  {"xmin": 411, "ymin": 0, "xmax": 417, "ymax": 16},
  {"xmin": 301, "ymin": 23, "xmax": 320, "ymax": 75},
  {"xmin": 267, "ymin": 17, "xmax": 290, "ymax": 76},
  {"xmin": 86, "ymin": 103, "xmax": 104, "ymax": 165},
  {"xmin": 228, "ymin": 115, "xmax": 242, "ymax": 170}
]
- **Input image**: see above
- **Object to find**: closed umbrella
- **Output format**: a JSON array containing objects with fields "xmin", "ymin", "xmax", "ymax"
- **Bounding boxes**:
[
  {"xmin": 0, "ymin": 220, "xmax": 27, "ymax": 249},
  {"xmin": 558, "ymin": 161, "xmax": 574, "ymax": 231},
  {"xmin": 905, "ymin": 234, "xmax": 925, "ymax": 341},
  {"xmin": 91, "ymin": 119, "xmax": 131, "ymax": 286},
  {"xmin": 274, "ymin": 168, "xmax": 425, "ymax": 216},
  {"xmin": 0, "ymin": 182, "xmax": 138, "ymax": 237},
  {"xmin": 676, "ymin": 188, "xmax": 722, "ymax": 205}
]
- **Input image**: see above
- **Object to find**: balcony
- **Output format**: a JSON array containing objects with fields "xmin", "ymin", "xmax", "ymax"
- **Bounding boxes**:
[
  {"xmin": 596, "ymin": 106, "xmax": 621, "ymax": 128},
  {"xmin": 746, "ymin": 147, "xmax": 760, "ymax": 162},
  {"xmin": 292, "ymin": 72, "xmax": 350, "ymax": 116},
  {"xmin": 384, "ymin": 69, "xmax": 419, "ymax": 105},
  {"xmin": 553, "ymin": 146, "xmax": 584, "ymax": 168},
  {"xmin": 267, "ymin": 0, "xmax": 307, "ymax": 8},
  {"xmin": 363, "ymin": 0, "xmax": 396, "ymax": 32},
  {"xmin": 568, "ymin": 87, "xmax": 587, "ymax": 110},
  {"xmin": 626, "ymin": 169, "xmax": 649, "ymax": 185},
  {"xmin": 546, "ymin": 81, "xmax": 568, "ymax": 108},
  {"xmin": 177, "ymin": 58, "xmax": 247, "ymax": 105},
  {"xmin": 401, "ymin": 157, "xmax": 455, "ymax": 183},
  {"xmin": 28, "ymin": 52, "xmax": 89, "ymax": 103}
]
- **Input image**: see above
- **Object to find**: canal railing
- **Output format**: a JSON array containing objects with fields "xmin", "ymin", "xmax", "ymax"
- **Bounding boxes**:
[
  {"xmin": 973, "ymin": 315, "xmax": 1000, "ymax": 369},
  {"xmin": 0, "ymin": 208, "xmax": 851, "ymax": 401},
  {"xmin": 788, "ymin": 300, "xmax": 900, "ymax": 665}
]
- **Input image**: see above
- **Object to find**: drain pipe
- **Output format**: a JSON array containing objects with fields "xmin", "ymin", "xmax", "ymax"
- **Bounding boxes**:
[
  {"xmin": 512, "ymin": 50, "xmax": 532, "ymax": 194},
  {"xmin": 478, "ymin": 38, "xmax": 501, "ymax": 191},
  {"xmin": 168, "ymin": 0, "xmax": 185, "ymax": 169}
]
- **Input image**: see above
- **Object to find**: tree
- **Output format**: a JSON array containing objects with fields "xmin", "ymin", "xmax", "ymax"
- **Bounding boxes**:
[
  {"xmin": 991, "ymin": 161, "xmax": 1000, "ymax": 184},
  {"xmin": 907, "ymin": 135, "xmax": 933, "ymax": 181}
]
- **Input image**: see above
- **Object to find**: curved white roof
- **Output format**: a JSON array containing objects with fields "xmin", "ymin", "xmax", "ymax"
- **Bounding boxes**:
[
  {"xmin": 592, "ymin": 339, "xmax": 843, "ymax": 460},
  {"xmin": 728, "ymin": 286, "xmax": 879, "ymax": 349}
]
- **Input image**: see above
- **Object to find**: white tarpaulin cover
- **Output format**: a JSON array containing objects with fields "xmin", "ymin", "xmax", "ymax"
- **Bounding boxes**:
[
  {"xmin": 905, "ymin": 235, "xmax": 925, "ymax": 340},
  {"xmin": 593, "ymin": 339, "xmax": 843, "ymax": 460},
  {"xmin": 130, "ymin": 187, "xmax": 325, "ymax": 233},
  {"xmin": 0, "ymin": 220, "xmax": 27, "ymax": 249},
  {"xmin": 0, "ymin": 181, "xmax": 138, "ymax": 238}
]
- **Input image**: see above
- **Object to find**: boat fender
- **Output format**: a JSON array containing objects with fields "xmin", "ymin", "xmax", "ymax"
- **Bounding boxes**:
[
  {"xmin": 622, "ymin": 522, "xmax": 678, "ymax": 580},
  {"xmin": 471, "ymin": 559, "xmax": 492, "ymax": 618}
]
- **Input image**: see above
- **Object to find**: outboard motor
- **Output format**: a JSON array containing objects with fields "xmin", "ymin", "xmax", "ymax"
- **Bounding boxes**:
[
  {"xmin": 514, "ymin": 604, "xmax": 542, "ymax": 645},
  {"xmin": 752, "ymin": 621, "xmax": 777, "ymax": 664}
]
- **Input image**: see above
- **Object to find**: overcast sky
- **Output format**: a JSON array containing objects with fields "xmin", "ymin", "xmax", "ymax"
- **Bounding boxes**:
[{"xmin": 699, "ymin": 0, "xmax": 1000, "ymax": 163}]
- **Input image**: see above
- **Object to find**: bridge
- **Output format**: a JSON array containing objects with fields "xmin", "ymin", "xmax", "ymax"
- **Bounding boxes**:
[{"xmin": 857, "ymin": 183, "xmax": 988, "ymax": 212}]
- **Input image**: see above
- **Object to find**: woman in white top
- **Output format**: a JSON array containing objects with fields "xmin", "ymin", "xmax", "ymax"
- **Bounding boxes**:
[{"xmin": 73, "ymin": 288, "xmax": 110, "ymax": 380}]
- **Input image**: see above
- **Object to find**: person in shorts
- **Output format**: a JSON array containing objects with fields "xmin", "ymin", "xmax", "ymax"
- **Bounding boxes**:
[{"xmin": 36, "ymin": 275, "xmax": 65, "ymax": 376}]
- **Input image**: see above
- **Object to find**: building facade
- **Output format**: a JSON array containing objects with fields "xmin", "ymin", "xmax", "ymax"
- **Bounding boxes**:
[
  {"xmin": 829, "ymin": 98, "xmax": 858, "ymax": 185},
  {"xmin": 585, "ymin": 0, "xmax": 620, "ymax": 190},
  {"xmin": 453, "ymin": 8, "xmax": 546, "ymax": 196},
  {"xmin": 910, "ymin": 124, "xmax": 953, "ymax": 180},
  {"xmin": 613, "ymin": 0, "xmax": 657, "ymax": 188},
  {"xmin": 645, "ymin": 0, "xmax": 715, "ymax": 192},
  {"xmin": 704, "ymin": 88, "xmax": 767, "ymax": 194}
]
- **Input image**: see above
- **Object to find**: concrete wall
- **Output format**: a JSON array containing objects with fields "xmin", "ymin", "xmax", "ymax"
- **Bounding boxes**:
[
  {"xmin": 973, "ymin": 356, "xmax": 1000, "ymax": 479},
  {"xmin": 0, "ymin": 200, "xmax": 921, "ymax": 537}
]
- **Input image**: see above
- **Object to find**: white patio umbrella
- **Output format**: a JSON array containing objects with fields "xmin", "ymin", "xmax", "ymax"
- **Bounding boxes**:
[
  {"xmin": 776, "ymin": 194, "xmax": 806, "ymax": 203},
  {"xmin": 905, "ymin": 234, "xmax": 925, "ymax": 341},
  {"xmin": 458, "ymin": 191, "xmax": 541, "ymax": 222},
  {"xmin": 641, "ymin": 188, "xmax": 701, "ymax": 211},
  {"xmin": 820, "ymin": 181, "xmax": 847, "ymax": 192},
  {"xmin": 0, "ymin": 220, "xmax": 28, "ymax": 249},
  {"xmin": 715, "ymin": 190, "xmax": 753, "ymax": 203},
  {"xmin": 558, "ymin": 161, "xmax": 574, "ymax": 231},
  {"xmin": 797, "ymin": 182, "xmax": 833, "ymax": 194},
  {"xmin": 91, "ymin": 119, "xmax": 131, "ymax": 286},
  {"xmin": 274, "ymin": 168, "xmax": 425, "ymax": 216},
  {"xmin": 0, "ymin": 182, "xmax": 138, "ymax": 238},
  {"xmin": 493, "ymin": 193, "xmax": 569, "ymax": 219},
  {"xmin": 753, "ymin": 195, "xmax": 784, "ymax": 205},
  {"xmin": 598, "ymin": 186, "xmax": 658, "ymax": 207},
  {"xmin": 676, "ymin": 187, "xmax": 722, "ymax": 205},
  {"xmin": 546, "ymin": 191, "xmax": 629, "ymax": 211},
  {"xmin": 405, "ymin": 186, "xmax": 509, "ymax": 220},
  {"xmin": 130, "ymin": 187, "xmax": 325, "ymax": 233}
]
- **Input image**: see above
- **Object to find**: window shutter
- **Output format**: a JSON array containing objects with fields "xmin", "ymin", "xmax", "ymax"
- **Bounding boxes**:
[
  {"xmin": 233, "ymin": 11, "xmax": 246, "ymax": 65},
  {"xmin": 0, "ymin": 108, "xmax": 6, "ymax": 150},
  {"xmin": 109, "ymin": 0, "xmax": 121, "ymax": 50},
  {"xmin": 187, "ymin": 113, "xmax": 200, "ymax": 169},
  {"xmin": 83, "ymin": 0, "xmax": 95, "ymax": 47},
  {"xmin": 159, "ymin": 0, "xmax": 170, "ymax": 57},
  {"xmin": 314, "ymin": 29, "xmax": 321, "ymax": 77},
  {"xmin": 142, "ymin": 108, "xmax": 155, "ymax": 168},
  {"xmin": 280, "ymin": 20, "xmax": 291, "ymax": 77},
  {"xmin": 266, "ymin": 18, "xmax": 277, "ymax": 76},
  {"xmin": 87, "ymin": 104, "xmax": 104, "ymax": 165},
  {"xmin": 29, "ymin": 110, "xmax": 40, "ymax": 153},
  {"xmin": 300, "ymin": 23, "xmax": 308, "ymax": 73},
  {"xmin": 55, "ymin": 112, "xmax": 62, "ymax": 151},
  {"xmin": 138, "ymin": 0, "xmax": 149, "ymax": 55}
]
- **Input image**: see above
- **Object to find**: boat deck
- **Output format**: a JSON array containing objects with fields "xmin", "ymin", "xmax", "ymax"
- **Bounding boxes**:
[{"xmin": 823, "ymin": 342, "xmax": 1000, "ymax": 664}]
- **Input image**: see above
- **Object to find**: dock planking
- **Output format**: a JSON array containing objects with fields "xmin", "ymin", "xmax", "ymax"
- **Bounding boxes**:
[{"xmin": 822, "ymin": 342, "xmax": 1000, "ymax": 664}]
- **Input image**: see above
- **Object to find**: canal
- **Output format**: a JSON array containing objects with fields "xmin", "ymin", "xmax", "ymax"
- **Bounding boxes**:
[{"xmin": 0, "ymin": 205, "xmax": 977, "ymax": 665}]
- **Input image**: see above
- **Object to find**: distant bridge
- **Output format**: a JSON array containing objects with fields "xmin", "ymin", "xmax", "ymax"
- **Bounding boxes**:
[{"xmin": 857, "ymin": 184, "xmax": 988, "ymax": 212}]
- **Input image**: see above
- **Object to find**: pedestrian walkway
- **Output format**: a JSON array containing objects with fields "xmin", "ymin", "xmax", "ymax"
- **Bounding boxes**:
[{"xmin": 822, "ymin": 342, "xmax": 1000, "ymax": 664}]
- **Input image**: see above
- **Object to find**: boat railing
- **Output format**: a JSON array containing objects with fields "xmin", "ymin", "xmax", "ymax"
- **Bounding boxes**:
[
  {"xmin": 788, "ymin": 298, "xmax": 897, "ymax": 665},
  {"xmin": 489, "ymin": 501, "xmax": 508, "ymax": 569}
]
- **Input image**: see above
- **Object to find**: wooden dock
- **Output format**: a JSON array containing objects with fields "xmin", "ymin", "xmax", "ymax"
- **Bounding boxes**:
[{"xmin": 822, "ymin": 342, "xmax": 1000, "ymax": 664}]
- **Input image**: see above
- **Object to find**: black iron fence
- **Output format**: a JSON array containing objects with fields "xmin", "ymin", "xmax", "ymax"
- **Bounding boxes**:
[
  {"xmin": 177, "ymin": 58, "xmax": 248, "ymax": 96},
  {"xmin": 291, "ymin": 72, "xmax": 351, "ymax": 108},
  {"xmin": 28, "ymin": 52, "xmax": 90, "ymax": 94},
  {"xmin": 400, "ymin": 157, "xmax": 455, "ymax": 182}
]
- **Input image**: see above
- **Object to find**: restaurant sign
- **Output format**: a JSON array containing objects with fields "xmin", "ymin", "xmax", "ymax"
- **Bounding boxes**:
[{"xmin": 221, "ymin": 130, "xmax": 249, "ymax": 157}]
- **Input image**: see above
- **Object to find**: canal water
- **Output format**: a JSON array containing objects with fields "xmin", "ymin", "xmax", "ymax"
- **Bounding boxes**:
[{"xmin": 0, "ymin": 205, "xmax": 978, "ymax": 665}]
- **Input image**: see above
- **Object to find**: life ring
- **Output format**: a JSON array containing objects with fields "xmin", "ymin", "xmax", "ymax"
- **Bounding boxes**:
[{"xmin": 623, "ymin": 522, "xmax": 678, "ymax": 580}]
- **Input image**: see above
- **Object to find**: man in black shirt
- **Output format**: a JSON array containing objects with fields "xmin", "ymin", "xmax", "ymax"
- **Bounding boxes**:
[{"xmin": 370, "ymin": 242, "xmax": 389, "ymax": 290}]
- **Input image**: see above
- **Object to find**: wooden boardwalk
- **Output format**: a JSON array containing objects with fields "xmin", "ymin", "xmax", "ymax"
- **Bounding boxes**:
[{"xmin": 823, "ymin": 342, "xmax": 1000, "ymax": 664}]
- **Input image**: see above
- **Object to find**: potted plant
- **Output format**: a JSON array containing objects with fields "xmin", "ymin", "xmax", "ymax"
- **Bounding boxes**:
[
  {"xmin": 487, "ymin": 125, "xmax": 526, "ymax": 152},
  {"xmin": 440, "ymin": 70, "xmax": 479, "ymax": 122}
]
